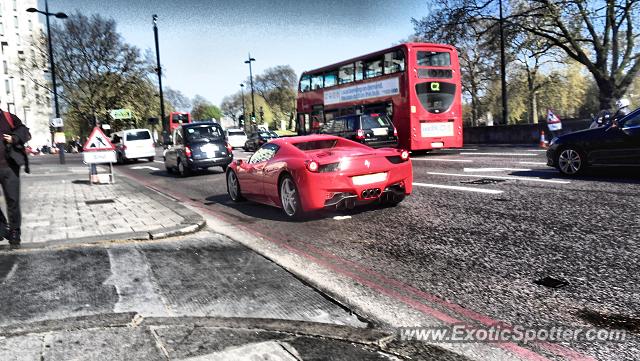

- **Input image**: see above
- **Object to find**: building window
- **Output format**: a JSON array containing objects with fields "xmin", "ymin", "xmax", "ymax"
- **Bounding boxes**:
[
  {"xmin": 28, "ymin": 20, "xmax": 32, "ymax": 31},
  {"xmin": 12, "ymin": 0, "xmax": 16, "ymax": 11},
  {"xmin": 0, "ymin": 22, "xmax": 4, "ymax": 36},
  {"xmin": 5, "ymin": 79, "xmax": 10, "ymax": 95},
  {"xmin": 3, "ymin": 61, "xmax": 7, "ymax": 75},
  {"xmin": 13, "ymin": 16, "xmax": 18, "ymax": 29},
  {"xmin": 21, "ymin": 84, "xmax": 25, "ymax": 98}
]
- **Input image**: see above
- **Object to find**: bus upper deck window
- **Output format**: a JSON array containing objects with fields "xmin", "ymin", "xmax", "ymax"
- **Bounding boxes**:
[
  {"xmin": 311, "ymin": 74, "xmax": 323, "ymax": 90},
  {"xmin": 324, "ymin": 70, "xmax": 338, "ymax": 87},
  {"xmin": 364, "ymin": 58, "xmax": 383, "ymax": 78},
  {"xmin": 417, "ymin": 51, "xmax": 451, "ymax": 67},
  {"xmin": 355, "ymin": 61, "xmax": 364, "ymax": 81},
  {"xmin": 384, "ymin": 50, "xmax": 405, "ymax": 74},
  {"xmin": 339, "ymin": 64, "xmax": 354, "ymax": 84},
  {"xmin": 300, "ymin": 76, "xmax": 311, "ymax": 92}
]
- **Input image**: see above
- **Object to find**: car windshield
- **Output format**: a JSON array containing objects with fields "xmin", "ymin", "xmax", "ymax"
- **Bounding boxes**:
[
  {"xmin": 293, "ymin": 139, "xmax": 339, "ymax": 151},
  {"xmin": 126, "ymin": 131, "xmax": 151, "ymax": 141},
  {"xmin": 269, "ymin": 131, "xmax": 279, "ymax": 137},
  {"xmin": 228, "ymin": 131, "xmax": 246, "ymax": 136},
  {"xmin": 361, "ymin": 114, "xmax": 392, "ymax": 129},
  {"xmin": 186, "ymin": 125, "xmax": 223, "ymax": 141},
  {"xmin": 259, "ymin": 132, "xmax": 273, "ymax": 138}
]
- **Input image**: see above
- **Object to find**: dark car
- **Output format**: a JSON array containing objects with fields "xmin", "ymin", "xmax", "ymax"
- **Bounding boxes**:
[
  {"xmin": 243, "ymin": 131, "xmax": 278, "ymax": 151},
  {"xmin": 320, "ymin": 113, "xmax": 398, "ymax": 148},
  {"xmin": 547, "ymin": 107, "xmax": 640, "ymax": 175},
  {"xmin": 164, "ymin": 122, "xmax": 233, "ymax": 176}
]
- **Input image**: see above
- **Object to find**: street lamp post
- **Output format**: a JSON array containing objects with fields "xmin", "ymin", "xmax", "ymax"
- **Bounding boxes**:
[
  {"xmin": 26, "ymin": 0, "xmax": 67, "ymax": 164},
  {"xmin": 498, "ymin": 0, "xmax": 508, "ymax": 125},
  {"xmin": 244, "ymin": 53, "xmax": 256, "ymax": 130},
  {"xmin": 152, "ymin": 15, "xmax": 167, "ymax": 145},
  {"xmin": 239, "ymin": 83, "xmax": 246, "ymax": 129}
]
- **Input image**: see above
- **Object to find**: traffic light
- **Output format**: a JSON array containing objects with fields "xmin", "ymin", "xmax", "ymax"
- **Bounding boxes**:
[{"xmin": 238, "ymin": 114, "xmax": 244, "ymax": 127}]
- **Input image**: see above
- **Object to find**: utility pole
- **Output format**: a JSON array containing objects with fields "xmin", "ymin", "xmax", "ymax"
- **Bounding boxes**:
[
  {"xmin": 152, "ymin": 15, "xmax": 166, "ymax": 143},
  {"xmin": 244, "ymin": 53, "xmax": 256, "ymax": 129},
  {"xmin": 499, "ymin": 0, "xmax": 508, "ymax": 125},
  {"xmin": 27, "ymin": 0, "xmax": 68, "ymax": 163}
]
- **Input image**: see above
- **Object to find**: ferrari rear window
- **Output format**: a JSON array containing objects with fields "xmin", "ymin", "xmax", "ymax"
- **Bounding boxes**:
[{"xmin": 293, "ymin": 139, "xmax": 338, "ymax": 151}]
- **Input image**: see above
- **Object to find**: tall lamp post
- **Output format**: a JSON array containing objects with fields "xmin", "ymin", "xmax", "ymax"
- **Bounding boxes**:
[
  {"xmin": 244, "ymin": 53, "xmax": 256, "ymax": 129},
  {"xmin": 498, "ymin": 0, "xmax": 508, "ymax": 125},
  {"xmin": 152, "ymin": 15, "xmax": 167, "ymax": 144},
  {"xmin": 239, "ymin": 83, "xmax": 246, "ymax": 129},
  {"xmin": 27, "ymin": 0, "xmax": 67, "ymax": 164}
]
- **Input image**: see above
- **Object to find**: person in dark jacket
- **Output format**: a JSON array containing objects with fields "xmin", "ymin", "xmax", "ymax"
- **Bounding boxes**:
[{"xmin": 0, "ymin": 104, "xmax": 30, "ymax": 247}]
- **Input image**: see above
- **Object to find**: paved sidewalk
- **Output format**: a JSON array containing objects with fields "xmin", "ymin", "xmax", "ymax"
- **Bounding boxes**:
[{"xmin": 2, "ymin": 160, "xmax": 204, "ymax": 248}]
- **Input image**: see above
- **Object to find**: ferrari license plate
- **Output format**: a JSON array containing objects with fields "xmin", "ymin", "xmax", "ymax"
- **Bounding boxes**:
[{"xmin": 352, "ymin": 172, "xmax": 388, "ymax": 186}]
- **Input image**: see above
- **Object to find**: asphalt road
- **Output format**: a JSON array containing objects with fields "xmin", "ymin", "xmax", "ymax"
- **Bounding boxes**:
[{"xmin": 31, "ymin": 147, "xmax": 640, "ymax": 360}]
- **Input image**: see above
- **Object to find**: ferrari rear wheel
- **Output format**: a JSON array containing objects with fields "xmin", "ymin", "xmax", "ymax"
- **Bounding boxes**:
[
  {"xmin": 227, "ymin": 170, "xmax": 244, "ymax": 202},
  {"xmin": 280, "ymin": 175, "xmax": 303, "ymax": 218}
]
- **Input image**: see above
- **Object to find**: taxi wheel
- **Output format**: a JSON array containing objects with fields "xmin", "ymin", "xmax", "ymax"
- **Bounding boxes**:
[
  {"xmin": 177, "ymin": 159, "xmax": 191, "ymax": 177},
  {"xmin": 557, "ymin": 147, "xmax": 585, "ymax": 175}
]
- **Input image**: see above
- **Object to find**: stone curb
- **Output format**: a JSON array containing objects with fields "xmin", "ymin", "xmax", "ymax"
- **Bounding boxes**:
[{"xmin": 1, "ymin": 174, "xmax": 206, "ymax": 251}]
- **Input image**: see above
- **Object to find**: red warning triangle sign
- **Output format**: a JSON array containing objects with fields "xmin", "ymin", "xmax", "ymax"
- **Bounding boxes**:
[{"xmin": 83, "ymin": 127, "xmax": 115, "ymax": 151}]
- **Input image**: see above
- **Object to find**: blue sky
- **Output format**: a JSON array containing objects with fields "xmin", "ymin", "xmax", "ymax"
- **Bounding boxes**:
[{"xmin": 46, "ymin": 0, "xmax": 426, "ymax": 106}]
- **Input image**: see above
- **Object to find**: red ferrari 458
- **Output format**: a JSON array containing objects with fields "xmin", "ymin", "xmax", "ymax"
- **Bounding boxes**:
[{"xmin": 226, "ymin": 134, "xmax": 412, "ymax": 218}]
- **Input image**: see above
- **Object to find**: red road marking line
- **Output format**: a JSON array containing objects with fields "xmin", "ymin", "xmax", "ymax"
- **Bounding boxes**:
[{"xmin": 117, "ymin": 168, "xmax": 591, "ymax": 361}]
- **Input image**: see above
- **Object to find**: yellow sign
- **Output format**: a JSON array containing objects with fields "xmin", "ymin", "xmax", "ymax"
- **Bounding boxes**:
[
  {"xmin": 54, "ymin": 132, "xmax": 66, "ymax": 144},
  {"xmin": 431, "ymin": 82, "xmax": 440, "ymax": 92}
]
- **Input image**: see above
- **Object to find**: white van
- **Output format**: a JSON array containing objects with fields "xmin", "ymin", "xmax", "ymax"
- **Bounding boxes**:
[
  {"xmin": 111, "ymin": 129, "xmax": 155, "ymax": 163},
  {"xmin": 225, "ymin": 128, "xmax": 247, "ymax": 149}
]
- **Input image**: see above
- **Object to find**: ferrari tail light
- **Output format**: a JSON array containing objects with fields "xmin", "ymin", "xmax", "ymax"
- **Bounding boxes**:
[
  {"xmin": 306, "ymin": 160, "xmax": 319, "ymax": 172},
  {"xmin": 393, "ymin": 127, "xmax": 398, "ymax": 137},
  {"xmin": 400, "ymin": 150, "xmax": 410, "ymax": 161},
  {"xmin": 185, "ymin": 146, "xmax": 192, "ymax": 158},
  {"xmin": 356, "ymin": 129, "xmax": 365, "ymax": 139}
]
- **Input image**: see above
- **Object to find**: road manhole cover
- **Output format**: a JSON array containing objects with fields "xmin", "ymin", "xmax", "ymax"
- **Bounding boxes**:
[
  {"xmin": 534, "ymin": 276, "xmax": 568, "ymax": 288},
  {"xmin": 461, "ymin": 179, "xmax": 507, "ymax": 185},
  {"xmin": 85, "ymin": 199, "xmax": 115, "ymax": 205}
]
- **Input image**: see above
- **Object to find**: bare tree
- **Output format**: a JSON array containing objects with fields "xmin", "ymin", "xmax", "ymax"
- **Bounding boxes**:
[{"xmin": 164, "ymin": 87, "xmax": 192, "ymax": 112}]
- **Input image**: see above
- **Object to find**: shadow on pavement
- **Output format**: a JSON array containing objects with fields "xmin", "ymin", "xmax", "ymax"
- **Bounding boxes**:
[
  {"xmin": 512, "ymin": 166, "xmax": 640, "ymax": 184},
  {"xmin": 202, "ymin": 194, "xmax": 400, "ymax": 223}
]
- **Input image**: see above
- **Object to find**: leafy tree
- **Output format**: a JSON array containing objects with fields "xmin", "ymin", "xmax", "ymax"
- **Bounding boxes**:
[
  {"xmin": 416, "ymin": 0, "xmax": 640, "ymax": 110},
  {"xmin": 191, "ymin": 95, "xmax": 222, "ymax": 121},
  {"xmin": 253, "ymin": 65, "xmax": 298, "ymax": 130},
  {"xmin": 48, "ymin": 13, "xmax": 154, "ymax": 135},
  {"xmin": 164, "ymin": 87, "xmax": 192, "ymax": 112}
]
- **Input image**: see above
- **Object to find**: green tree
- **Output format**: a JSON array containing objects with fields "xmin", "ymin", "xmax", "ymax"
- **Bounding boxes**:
[
  {"xmin": 191, "ymin": 95, "xmax": 222, "ymax": 121},
  {"xmin": 416, "ymin": 0, "xmax": 640, "ymax": 110},
  {"xmin": 49, "ymin": 13, "xmax": 154, "ymax": 136},
  {"xmin": 253, "ymin": 65, "xmax": 298, "ymax": 130}
]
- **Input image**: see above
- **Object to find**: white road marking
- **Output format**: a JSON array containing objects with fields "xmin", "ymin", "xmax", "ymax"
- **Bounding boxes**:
[
  {"xmin": 130, "ymin": 166, "xmax": 160, "ymax": 171},
  {"xmin": 463, "ymin": 167, "xmax": 532, "ymax": 172},
  {"xmin": 413, "ymin": 182, "xmax": 504, "ymax": 194},
  {"xmin": 333, "ymin": 215, "xmax": 352, "ymax": 220},
  {"xmin": 460, "ymin": 152, "xmax": 539, "ymax": 156},
  {"xmin": 427, "ymin": 172, "xmax": 571, "ymax": 184},
  {"xmin": 412, "ymin": 158, "xmax": 474, "ymax": 163},
  {"xmin": 526, "ymin": 149, "xmax": 548, "ymax": 152},
  {"xmin": 519, "ymin": 161, "xmax": 548, "ymax": 165},
  {"xmin": 154, "ymin": 160, "xmax": 164, "ymax": 164}
]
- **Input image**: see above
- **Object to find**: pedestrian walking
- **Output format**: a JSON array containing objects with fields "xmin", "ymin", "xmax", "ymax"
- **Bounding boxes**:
[{"xmin": 0, "ymin": 101, "xmax": 31, "ymax": 247}]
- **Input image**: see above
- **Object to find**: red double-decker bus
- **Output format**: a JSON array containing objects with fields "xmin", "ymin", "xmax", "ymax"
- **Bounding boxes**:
[
  {"xmin": 296, "ymin": 42, "xmax": 463, "ymax": 151},
  {"xmin": 165, "ymin": 112, "xmax": 192, "ymax": 132}
]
